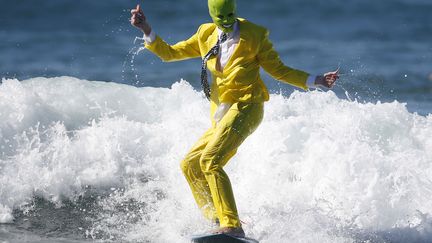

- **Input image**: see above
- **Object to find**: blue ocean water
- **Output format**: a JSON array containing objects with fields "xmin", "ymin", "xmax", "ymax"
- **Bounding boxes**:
[
  {"xmin": 1, "ymin": 0, "xmax": 431, "ymax": 114},
  {"xmin": 1, "ymin": 1, "xmax": 432, "ymax": 243}
]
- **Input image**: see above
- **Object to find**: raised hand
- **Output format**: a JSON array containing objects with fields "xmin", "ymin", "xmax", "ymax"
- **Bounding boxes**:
[
  {"xmin": 314, "ymin": 68, "xmax": 340, "ymax": 88},
  {"xmin": 130, "ymin": 4, "xmax": 152, "ymax": 35}
]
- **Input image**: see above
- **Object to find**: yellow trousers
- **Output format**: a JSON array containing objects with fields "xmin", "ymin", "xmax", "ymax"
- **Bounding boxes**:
[{"xmin": 180, "ymin": 102, "xmax": 264, "ymax": 228}]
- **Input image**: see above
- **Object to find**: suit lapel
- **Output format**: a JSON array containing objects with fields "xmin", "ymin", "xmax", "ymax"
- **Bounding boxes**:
[{"xmin": 206, "ymin": 27, "xmax": 219, "ymax": 73}]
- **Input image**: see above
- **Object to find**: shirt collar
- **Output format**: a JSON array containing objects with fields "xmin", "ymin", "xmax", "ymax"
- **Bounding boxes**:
[{"xmin": 217, "ymin": 20, "xmax": 239, "ymax": 40}]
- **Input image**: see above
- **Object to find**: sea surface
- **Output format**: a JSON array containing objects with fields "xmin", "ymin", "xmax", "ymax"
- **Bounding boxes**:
[{"xmin": 1, "ymin": 0, "xmax": 432, "ymax": 242}]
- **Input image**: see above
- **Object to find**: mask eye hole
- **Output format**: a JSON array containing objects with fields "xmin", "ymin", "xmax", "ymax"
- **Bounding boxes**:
[
  {"xmin": 217, "ymin": 15, "xmax": 224, "ymax": 19},
  {"xmin": 228, "ymin": 13, "xmax": 234, "ymax": 17}
]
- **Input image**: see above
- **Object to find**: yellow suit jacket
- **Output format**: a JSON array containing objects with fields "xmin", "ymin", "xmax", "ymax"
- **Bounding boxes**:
[{"xmin": 145, "ymin": 18, "xmax": 309, "ymax": 105}]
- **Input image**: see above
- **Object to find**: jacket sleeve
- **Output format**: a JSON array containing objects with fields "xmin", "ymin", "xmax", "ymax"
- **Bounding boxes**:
[
  {"xmin": 144, "ymin": 26, "xmax": 202, "ymax": 62},
  {"xmin": 257, "ymin": 29, "xmax": 309, "ymax": 90}
]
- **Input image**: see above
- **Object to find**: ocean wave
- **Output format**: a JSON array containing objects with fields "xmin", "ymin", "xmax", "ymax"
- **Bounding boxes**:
[{"xmin": 1, "ymin": 76, "xmax": 431, "ymax": 242}]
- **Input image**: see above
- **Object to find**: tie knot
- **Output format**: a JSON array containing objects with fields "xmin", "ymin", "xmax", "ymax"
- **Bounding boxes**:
[{"xmin": 220, "ymin": 33, "xmax": 228, "ymax": 43}]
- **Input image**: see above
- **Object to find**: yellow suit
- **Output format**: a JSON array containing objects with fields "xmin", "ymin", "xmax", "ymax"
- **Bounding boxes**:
[{"xmin": 145, "ymin": 18, "xmax": 309, "ymax": 228}]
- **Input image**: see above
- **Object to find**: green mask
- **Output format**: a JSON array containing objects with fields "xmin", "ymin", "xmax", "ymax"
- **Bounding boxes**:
[{"xmin": 208, "ymin": 0, "xmax": 237, "ymax": 33}]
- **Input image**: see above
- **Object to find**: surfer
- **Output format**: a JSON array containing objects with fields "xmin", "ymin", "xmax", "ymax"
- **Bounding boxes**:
[{"xmin": 131, "ymin": 0, "xmax": 338, "ymax": 238}]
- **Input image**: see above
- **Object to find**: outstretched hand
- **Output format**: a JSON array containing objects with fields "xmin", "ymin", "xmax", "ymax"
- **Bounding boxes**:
[
  {"xmin": 315, "ymin": 68, "xmax": 340, "ymax": 88},
  {"xmin": 130, "ymin": 4, "xmax": 152, "ymax": 35}
]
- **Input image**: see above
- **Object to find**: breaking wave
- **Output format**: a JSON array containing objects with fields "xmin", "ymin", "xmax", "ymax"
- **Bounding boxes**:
[{"xmin": 1, "ymin": 77, "xmax": 431, "ymax": 242}]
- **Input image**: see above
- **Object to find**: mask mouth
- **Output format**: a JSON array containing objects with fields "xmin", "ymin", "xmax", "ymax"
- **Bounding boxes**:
[{"xmin": 222, "ymin": 23, "xmax": 233, "ymax": 28}]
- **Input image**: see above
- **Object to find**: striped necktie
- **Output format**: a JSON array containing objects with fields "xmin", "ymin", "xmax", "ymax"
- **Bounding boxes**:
[{"xmin": 201, "ymin": 33, "xmax": 228, "ymax": 100}]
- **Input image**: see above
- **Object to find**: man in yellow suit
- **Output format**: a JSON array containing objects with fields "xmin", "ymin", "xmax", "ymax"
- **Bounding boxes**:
[{"xmin": 131, "ymin": 0, "xmax": 338, "ymax": 237}]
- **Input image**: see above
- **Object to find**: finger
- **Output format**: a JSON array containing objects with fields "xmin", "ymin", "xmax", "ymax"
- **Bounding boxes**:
[
  {"xmin": 327, "ymin": 75, "xmax": 336, "ymax": 82},
  {"xmin": 131, "ymin": 10, "xmax": 143, "ymax": 18},
  {"xmin": 131, "ymin": 4, "xmax": 141, "ymax": 14},
  {"xmin": 328, "ymin": 74, "xmax": 337, "ymax": 80},
  {"xmin": 331, "ymin": 77, "xmax": 337, "ymax": 84},
  {"xmin": 327, "ymin": 68, "xmax": 340, "ymax": 76},
  {"xmin": 133, "ymin": 14, "xmax": 143, "ymax": 22},
  {"xmin": 131, "ymin": 16, "xmax": 140, "ymax": 24},
  {"xmin": 329, "ymin": 73, "xmax": 339, "ymax": 79},
  {"xmin": 137, "ymin": 4, "xmax": 144, "ymax": 15}
]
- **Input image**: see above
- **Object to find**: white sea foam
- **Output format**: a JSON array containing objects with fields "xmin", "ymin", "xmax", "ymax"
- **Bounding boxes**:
[{"xmin": 0, "ymin": 77, "xmax": 431, "ymax": 242}]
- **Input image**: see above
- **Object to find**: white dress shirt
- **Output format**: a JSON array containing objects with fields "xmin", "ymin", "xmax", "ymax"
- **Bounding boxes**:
[{"xmin": 217, "ymin": 22, "xmax": 240, "ymax": 70}]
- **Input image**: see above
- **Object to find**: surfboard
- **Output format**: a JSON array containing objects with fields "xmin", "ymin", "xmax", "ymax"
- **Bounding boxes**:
[{"xmin": 191, "ymin": 233, "xmax": 259, "ymax": 243}]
